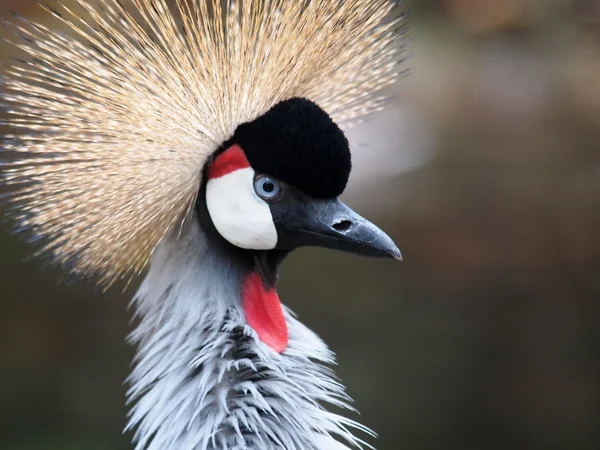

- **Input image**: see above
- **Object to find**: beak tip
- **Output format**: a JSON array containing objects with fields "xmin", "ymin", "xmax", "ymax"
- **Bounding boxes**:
[{"xmin": 391, "ymin": 246, "xmax": 403, "ymax": 261}]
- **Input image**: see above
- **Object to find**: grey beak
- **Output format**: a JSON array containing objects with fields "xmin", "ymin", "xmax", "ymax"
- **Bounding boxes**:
[{"xmin": 274, "ymin": 197, "xmax": 402, "ymax": 260}]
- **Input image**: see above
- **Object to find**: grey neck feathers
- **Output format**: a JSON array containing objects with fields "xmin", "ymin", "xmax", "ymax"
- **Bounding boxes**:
[{"xmin": 126, "ymin": 220, "xmax": 372, "ymax": 450}]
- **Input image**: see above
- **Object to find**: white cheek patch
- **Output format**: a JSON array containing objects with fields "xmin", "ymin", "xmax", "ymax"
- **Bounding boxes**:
[{"xmin": 206, "ymin": 167, "xmax": 278, "ymax": 250}]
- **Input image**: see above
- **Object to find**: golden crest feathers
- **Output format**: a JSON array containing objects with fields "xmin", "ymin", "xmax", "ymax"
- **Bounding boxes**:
[{"xmin": 1, "ymin": 0, "xmax": 403, "ymax": 286}]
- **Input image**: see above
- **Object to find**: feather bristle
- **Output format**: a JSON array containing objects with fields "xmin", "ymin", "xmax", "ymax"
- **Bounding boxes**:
[{"xmin": 1, "ymin": 0, "xmax": 404, "ymax": 286}]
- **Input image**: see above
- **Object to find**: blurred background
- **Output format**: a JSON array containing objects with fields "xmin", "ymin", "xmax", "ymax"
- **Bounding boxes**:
[{"xmin": 1, "ymin": 0, "xmax": 599, "ymax": 449}]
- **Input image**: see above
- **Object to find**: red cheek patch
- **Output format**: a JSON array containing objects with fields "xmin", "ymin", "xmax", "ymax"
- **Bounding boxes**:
[
  {"xmin": 208, "ymin": 144, "xmax": 250, "ymax": 179},
  {"xmin": 242, "ymin": 272, "xmax": 288, "ymax": 353}
]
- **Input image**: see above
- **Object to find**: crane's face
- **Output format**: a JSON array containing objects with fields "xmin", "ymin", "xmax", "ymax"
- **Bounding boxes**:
[{"xmin": 201, "ymin": 98, "xmax": 401, "ymax": 260}]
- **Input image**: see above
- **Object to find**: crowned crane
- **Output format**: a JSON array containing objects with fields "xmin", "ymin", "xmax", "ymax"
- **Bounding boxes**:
[{"xmin": 1, "ymin": 1, "xmax": 404, "ymax": 449}]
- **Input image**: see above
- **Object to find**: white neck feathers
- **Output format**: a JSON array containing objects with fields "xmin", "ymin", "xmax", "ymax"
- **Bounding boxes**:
[{"xmin": 126, "ymin": 221, "xmax": 371, "ymax": 450}]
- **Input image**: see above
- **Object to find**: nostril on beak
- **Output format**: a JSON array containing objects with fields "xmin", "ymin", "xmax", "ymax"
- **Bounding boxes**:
[{"xmin": 332, "ymin": 219, "xmax": 352, "ymax": 232}]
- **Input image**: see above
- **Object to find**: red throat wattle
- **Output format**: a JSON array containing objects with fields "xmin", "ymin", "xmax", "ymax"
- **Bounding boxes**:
[{"xmin": 242, "ymin": 272, "xmax": 288, "ymax": 353}]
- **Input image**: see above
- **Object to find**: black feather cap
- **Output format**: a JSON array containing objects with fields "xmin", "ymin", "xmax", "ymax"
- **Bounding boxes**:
[{"xmin": 230, "ymin": 98, "xmax": 351, "ymax": 199}]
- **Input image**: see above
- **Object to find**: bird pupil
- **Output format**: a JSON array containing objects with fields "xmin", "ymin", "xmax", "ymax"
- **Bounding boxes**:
[{"xmin": 263, "ymin": 181, "xmax": 274, "ymax": 193}]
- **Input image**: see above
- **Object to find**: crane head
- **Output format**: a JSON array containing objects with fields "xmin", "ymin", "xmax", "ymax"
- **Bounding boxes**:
[
  {"xmin": 196, "ymin": 98, "xmax": 401, "ymax": 353},
  {"xmin": 201, "ymin": 97, "xmax": 401, "ymax": 262},
  {"xmin": 1, "ymin": 0, "xmax": 404, "ymax": 288}
]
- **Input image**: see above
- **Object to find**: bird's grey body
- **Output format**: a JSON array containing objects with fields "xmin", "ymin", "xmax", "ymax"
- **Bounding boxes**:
[{"xmin": 127, "ymin": 221, "xmax": 367, "ymax": 450}]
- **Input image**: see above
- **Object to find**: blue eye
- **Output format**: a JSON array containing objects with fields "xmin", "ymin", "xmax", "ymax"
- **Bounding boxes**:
[{"xmin": 254, "ymin": 176, "xmax": 281, "ymax": 200}]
